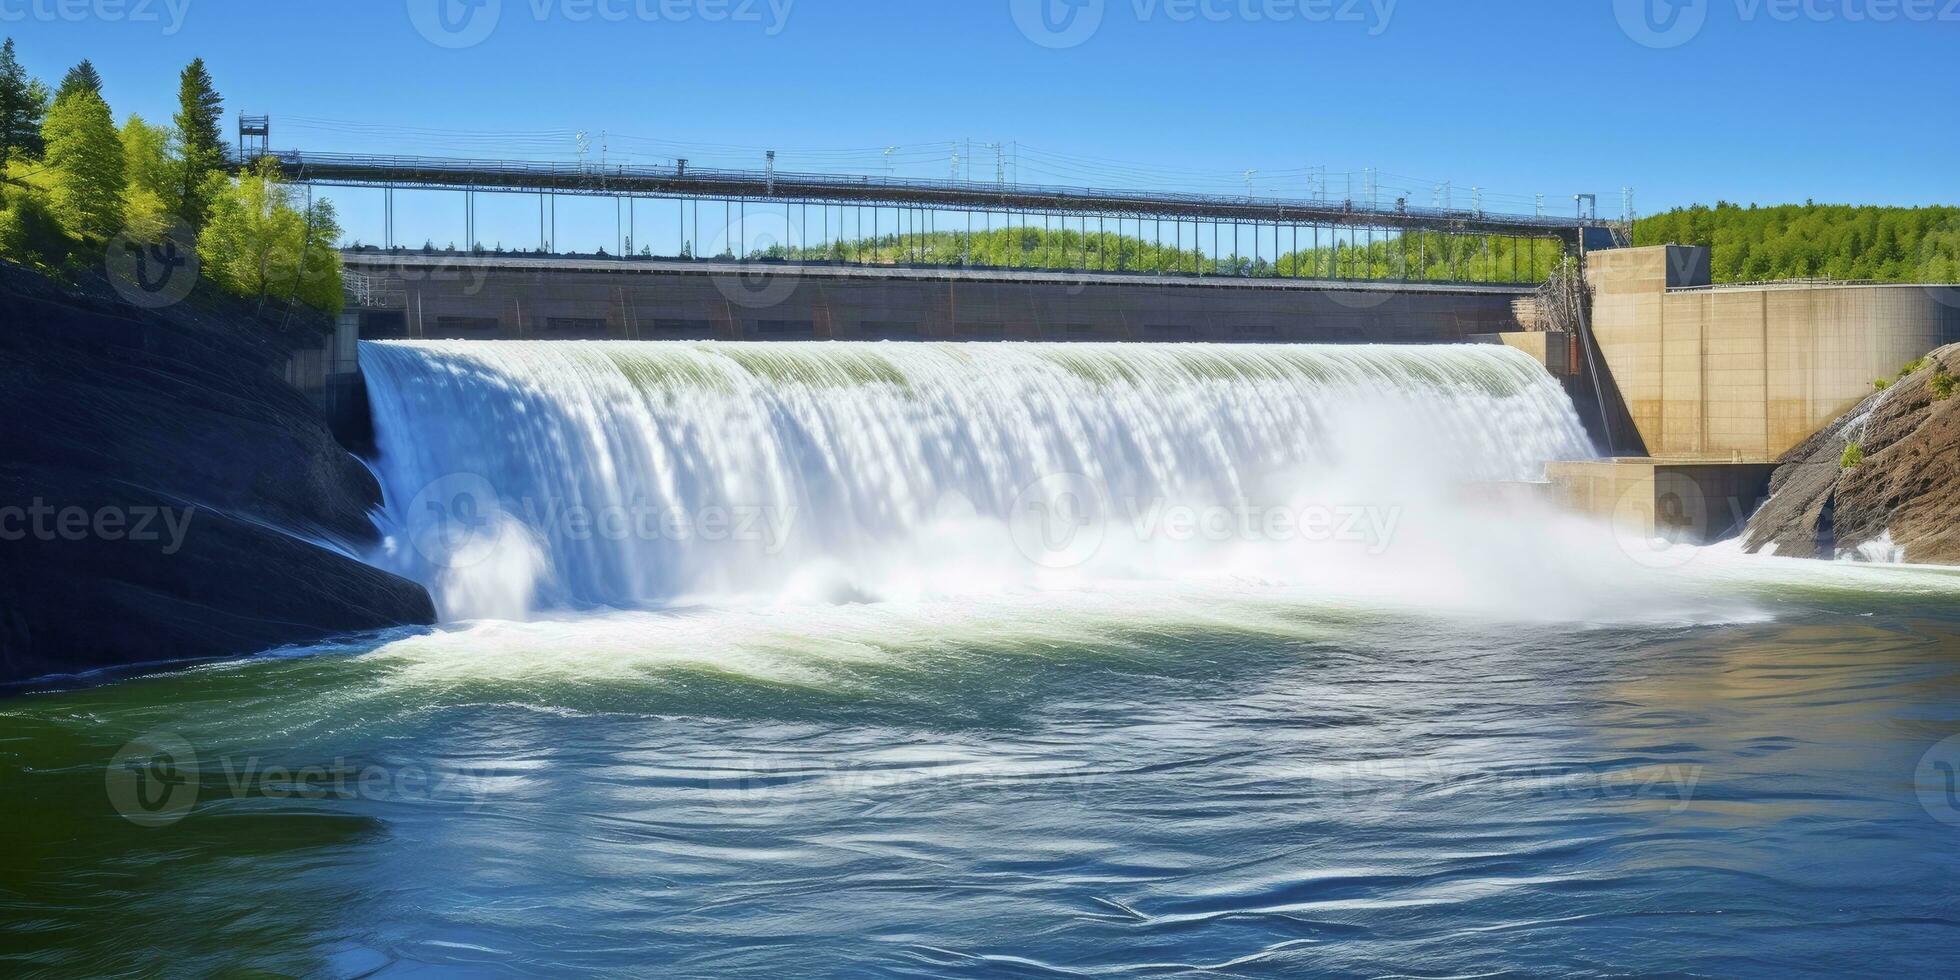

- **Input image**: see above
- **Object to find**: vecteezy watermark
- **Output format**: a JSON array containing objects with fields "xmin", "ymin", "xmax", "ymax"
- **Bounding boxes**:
[
  {"xmin": 1608, "ymin": 470, "xmax": 1708, "ymax": 570},
  {"xmin": 1603, "ymin": 468, "xmax": 1767, "ymax": 571},
  {"xmin": 107, "ymin": 734, "xmax": 512, "ymax": 826},
  {"xmin": 697, "ymin": 750, "xmax": 1704, "ymax": 819},
  {"xmin": 1916, "ymin": 734, "xmax": 1960, "ymax": 827},
  {"xmin": 406, "ymin": 473, "xmax": 797, "ymax": 570},
  {"xmin": 0, "ymin": 0, "xmax": 190, "ymax": 34},
  {"xmin": 105, "ymin": 218, "xmax": 199, "ymax": 310},
  {"xmin": 1011, "ymin": 0, "xmax": 1396, "ymax": 50},
  {"xmin": 407, "ymin": 0, "xmax": 502, "ymax": 48},
  {"xmin": 408, "ymin": 473, "xmax": 504, "ymax": 569},
  {"xmin": 1010, "ymin": 0, "xmax": 1106, "ymax": 48},
  {"xmin": 1009, "ymin": 472, "xmax": 1109, "ymax": 569},
  {"xmin": 1615, "ymin": 0, "xmax": 1960, "ymax": 48},
  {"xmin": 1325, "ymin": 757, "xmax": 1706, "ymax": 813},
  {"xmin": 407, "ymin": 0, "xmax": 795, "ymax": 49},
  {"xmin": 1007, "ymin": 473, "xmax": 1403, "ymax": 569},
  {"xmin": 1126, "ymin": 499, "xmax": 1402, "ymax": 550},
  {"xmin": 702, "ymin": 205, "xmax": 806, "ymax": 310},
  {"xmin": 701, "ymin": 753, "xmax": 1109, "ymax": 816},
  {"xmin": 1613, "ymin": 0, "xmax": 1711, "ymax": 48},
  {"xmin": 0, "ymin": 500, "xmax": 196, "ymax": 555},
  {"xmin": 106, "ymin": 734, "xmax": 200, "ymax": 827},
  {"xmin": 344, "ymin": 246, "xmax": 494, "ymax": 298}
]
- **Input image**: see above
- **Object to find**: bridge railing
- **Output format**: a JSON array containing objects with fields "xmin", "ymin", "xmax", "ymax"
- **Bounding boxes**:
[{"xmin": 238, "ymin": 148, "xmax": 1608, "ymax": 239}]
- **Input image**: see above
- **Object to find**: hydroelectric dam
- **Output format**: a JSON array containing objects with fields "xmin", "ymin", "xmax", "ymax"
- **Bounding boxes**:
[{"xmin": 256, "ymin": 147, "xmax": 1958, "ymax": 547}]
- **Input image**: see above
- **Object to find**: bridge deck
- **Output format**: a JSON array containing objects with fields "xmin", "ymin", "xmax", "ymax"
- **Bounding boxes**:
[{"xmin": 262, "ymin": 150, "xmax": 1609, "ymax": 243}]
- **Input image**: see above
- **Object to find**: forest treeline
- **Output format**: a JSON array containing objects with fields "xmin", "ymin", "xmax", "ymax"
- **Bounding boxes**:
[
  {"xmin": 745, "ymin": 224, "xmax": 1563, "ymax": 283},
  {"xmin": 1634, "ymin": 203, "xmax": 1960, "ymax": 284},
  {"xmin": 0, "ymin": 40, "xmax": 342, "ymax": 309}
]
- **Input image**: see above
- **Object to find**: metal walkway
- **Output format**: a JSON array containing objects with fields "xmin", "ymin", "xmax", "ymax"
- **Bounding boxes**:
[{"xmin": 249, "ymin": 149, "xmax": 1612, "ymax": 243}]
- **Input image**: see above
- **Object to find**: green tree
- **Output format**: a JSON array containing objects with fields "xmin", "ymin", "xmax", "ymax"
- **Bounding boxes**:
[
  {"xmin": 172, "ymin": 57, "xmax": 224, "ymax": 230},
  {"xmin": 55, "ymin": 59, "xmax": 101, "ymax": 102},
  {"xmin": 40, "ymin": 88, "xmax": 125, "ymax": 240},
  {"xmin": 119, "ymin": 114, "xmax": 177, "ymax": 241},
  {"xmin": 198, "ymin": 158, "xmax": 343, "ymax": 311},
  {"xmin": 0, "ymin": 38, "xmax": 48, "ymax": 167}
]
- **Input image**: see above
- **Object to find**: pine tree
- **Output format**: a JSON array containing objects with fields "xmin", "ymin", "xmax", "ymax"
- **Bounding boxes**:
[
  {"xmin": 55, "ymin": 59, "xmax": 102, "ymax": 102},
  {"xmin": 173, "ymin": 57, "xmax": 224, "ymax": 230},
  {"xmin": 41, "ymin": 88, "xmax": 125, "ymax": 240},
  {"xmin": 0, "ymin": 38, "xmax": 46, "ymax": 166}
]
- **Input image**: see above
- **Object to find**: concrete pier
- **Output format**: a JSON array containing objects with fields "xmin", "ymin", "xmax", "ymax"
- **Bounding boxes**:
[
  {"xmin": 1587, "ymin": 245, "xmax": 1960, "ymax": 460},
  {"xmin": 1544, "ymin": 459, "xmax": 1779, "ymax": 544},
  {"xmin": 1562, "ymin": 244, "xmax": 1959, "ymax": 541}
]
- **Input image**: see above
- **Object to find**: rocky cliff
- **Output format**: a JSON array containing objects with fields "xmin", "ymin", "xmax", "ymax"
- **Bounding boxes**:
[
  {"xmin": 1743, "ymin": 344, "xmax": 1960, "ymax": 563},
  {"xmin": 0, "ymin": 261, "xmax": 435, "ymax": 684}
]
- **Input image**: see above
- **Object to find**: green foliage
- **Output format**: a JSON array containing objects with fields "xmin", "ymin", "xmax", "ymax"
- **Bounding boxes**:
[
  {"xmin": 120, "ymin": 115, "xmax": 173, "ymax": 199},
  {"xmin": 41, "ymin": 88, "xmax": 125, "ymax": 241},
  {"xmin": 774, "ymin": 224, "xmax": 1560, "ymax": 283},
  {"xmin": 0, "ymin": 38, "xmax": 47, "ymax": 167},
  {"xmin": 1873, "ymin": 377, "xmax": 1891, "ymax": 391},
  {"xmin": 197, "ymin": 159, "xmax": 343, "ymax": 311},
  {"xmin": 1635, "ymin": 203, "xmax": 1960, "ymax": 284},
  {"xmin": 119, "ymin": 114, "xmax": 177, "ymax": 241},
  {"xmin": 1897, "ymin": 357, "xmax": 1930, "ymax": 378},
  {"xmin": 55, "ymin": 59, "xmax": 101, "ymax": 103},
  {"xmin": 0, "ymin": 180, "xmax": 67, "ymax": 265},
  {"xmin": 1932, "ymin": 371, "xmax": 1956, "ymax": 402},
  {"xmin": 1840, "ymin": 441, "xmax": 1863, "ymax": 469},
  {"xmin": 172, "ymin": 58, "xmax": 224, "ymax": 231}
]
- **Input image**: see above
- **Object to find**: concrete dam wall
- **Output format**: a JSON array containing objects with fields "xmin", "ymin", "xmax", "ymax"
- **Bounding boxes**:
[
  {"xmin": 294, "ymin": 250, "xmax": 1588, "ymax": 451},
  {"xmin": 1588, "ymin": 245, "xmax": 1960, "ymax": 460},
  {"xmin": 340, "ymin": 252, "xmax": 1535, "ymax": 345}
]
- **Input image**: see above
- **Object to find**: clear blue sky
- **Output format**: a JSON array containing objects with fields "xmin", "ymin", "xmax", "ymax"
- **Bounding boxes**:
[{"xmin": 9, "ymin": 0, "xmax": 1956, "ymax": 252}]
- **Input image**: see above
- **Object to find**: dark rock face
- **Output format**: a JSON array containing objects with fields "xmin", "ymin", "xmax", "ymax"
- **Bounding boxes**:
[
  {"xmin": 0, "ymin": 262, "xmax": 434, "ymax": 683},
  {"xmin": 1744, "ymin": 344, "xmax": 1960, "ymax": 564}
]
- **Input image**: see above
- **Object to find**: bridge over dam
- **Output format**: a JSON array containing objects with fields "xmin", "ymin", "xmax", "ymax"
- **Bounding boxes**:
[
  {"xmin": 275, "ymin": 143, "xmax": 1611, "ymax": 407},
  {"xmin": 254, "ymin": 148, "xmax": 1621, "ymax": 252},
  {"xmin": 264, "ymin": 142, "xmax": 1618, "ymax": 416}
]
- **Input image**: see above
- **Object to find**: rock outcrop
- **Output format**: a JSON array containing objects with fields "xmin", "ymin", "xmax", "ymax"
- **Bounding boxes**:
[
  {"xmin": 0, "ymin": 261, "xmax": 435, "ymax": 684},
  {"xmin": 1743, "ymin": 344, "xmax": 1960, "ymax": 563}
]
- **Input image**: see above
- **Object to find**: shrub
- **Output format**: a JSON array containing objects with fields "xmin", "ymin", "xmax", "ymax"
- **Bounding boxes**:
[
  {"xmin": 1872, "ymin": 377, "xmax": 1890, "ymax": 391},
  {"xmin": 1898, "ymin": 357, "xmax": 1930, "ymax": 378},
  {"xmin": 1932, "ymin": 371, "xmax": 1956, "ymax": 402},
  {"xmin": 0, "ymin": 184, "xmax": 69, "ymax": 266},
  {"xmin": 1841, "ymin": 441, "xmax": 1864, "ymax": 469}
]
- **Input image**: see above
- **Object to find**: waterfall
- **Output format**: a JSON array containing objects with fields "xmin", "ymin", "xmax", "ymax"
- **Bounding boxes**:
[{"xmin": 360, "ymin": 340, "xmax": 1594, "ymax": 619}]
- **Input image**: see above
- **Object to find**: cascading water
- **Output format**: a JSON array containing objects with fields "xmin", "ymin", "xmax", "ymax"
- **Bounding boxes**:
[{"xmin": 360, "ymin": 340, "xmax": 1595, "ymax": 620}]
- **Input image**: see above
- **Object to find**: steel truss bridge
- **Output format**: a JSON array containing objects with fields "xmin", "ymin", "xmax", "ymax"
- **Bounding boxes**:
[{"xmin": 246, "ymin": 149, "xmax": 1627, "ymax": 284}]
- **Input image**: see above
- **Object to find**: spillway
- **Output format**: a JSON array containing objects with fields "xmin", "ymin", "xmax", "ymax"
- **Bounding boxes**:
[{"xmin": 359, "ymin": 340, "xmax": 1594, "ymax": 618}]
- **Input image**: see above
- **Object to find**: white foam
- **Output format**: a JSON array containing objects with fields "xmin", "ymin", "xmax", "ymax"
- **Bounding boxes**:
[
  {"xmin": 359, "ymin": 340, "xmax": 1596, "ymax": 620},
  {"xmin": 353, "ymin": 339, "xmax": 1960, "ymax": 649}
]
